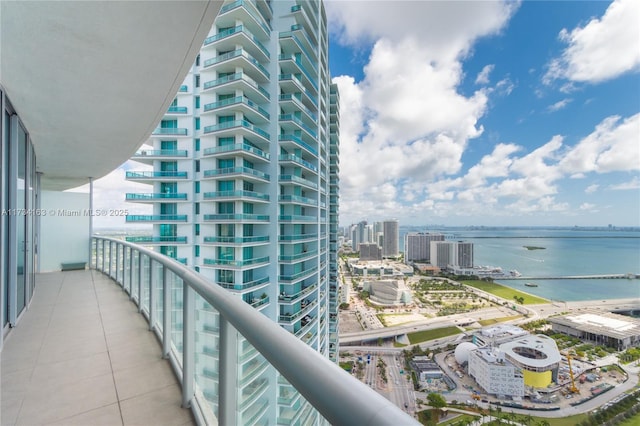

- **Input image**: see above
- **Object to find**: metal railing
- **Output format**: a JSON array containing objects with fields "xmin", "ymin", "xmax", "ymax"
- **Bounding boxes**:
[{"xmin": 91, "ymin": 236, "xmax": 416, "ymax": 425}]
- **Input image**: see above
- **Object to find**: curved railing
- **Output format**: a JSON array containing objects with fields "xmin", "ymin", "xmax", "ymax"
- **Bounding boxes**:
[{"xmin": 91, "ymin": 236, "xmax": 417, "ymax": 426}]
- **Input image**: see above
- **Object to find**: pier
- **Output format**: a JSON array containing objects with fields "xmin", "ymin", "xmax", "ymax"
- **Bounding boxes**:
[{"xmin": 499, "ymin": 273, "xmax": 639, "ymax": 280}]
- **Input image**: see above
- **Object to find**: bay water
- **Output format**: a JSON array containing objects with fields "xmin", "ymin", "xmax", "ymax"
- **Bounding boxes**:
[{"xmin": 402, "ymin": 228, "xmax": 640, "ymax": 302}]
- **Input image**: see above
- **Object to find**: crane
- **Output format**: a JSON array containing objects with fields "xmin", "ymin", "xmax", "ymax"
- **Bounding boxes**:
[{"xmin": 566, "ymin": 352, "xmax": 579, "ymax": 394}]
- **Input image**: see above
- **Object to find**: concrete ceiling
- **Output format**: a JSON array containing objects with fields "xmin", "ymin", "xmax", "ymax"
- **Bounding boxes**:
[{"xmin": 1, "ymin": 1, "xmax": 222, "ymax": 190}]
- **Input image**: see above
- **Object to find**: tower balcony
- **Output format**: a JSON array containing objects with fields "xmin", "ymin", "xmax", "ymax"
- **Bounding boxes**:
[
  {"xmin": 203, "ymin": 120, "xmax": 270, "ymax": 144},
  {"xmin": 202, "ymin": 143, "xmax": 269, "ymax": 162},
  {"xmin": 125, "ymin": 171, "xmax": 188, "ymax": 182},
  {"xmin": 125, "ymin": 214, "xmax": 188, "ymax": 223},
  {"xmin": 202, "ymin": 235, "xmax": 269, "ymax": 246},
  {"xmin": 202, "ymin": 72, "xmax": 270, "ymax": 102},
  {"xmin": 151, "ymin": 127, "xmax": 188, "ymax": 136},
  {"xmin": 202, "ymin": 95, "xmax": 269, "ymax": 123},
  {"xmin": 202, "ymin": 49, "xmax": 269, "ymax": 83},
  {"xmin": 217, "ymin": 0, "xmax": 271, "ymax": 39},
  {"xmin": 202, "ymin": 167, "xmax": 270, "ymax": 183},
  {"xmin": 125, "ymin": 236, "xmax": 188, "ymax": 244},
  {"xmin": 202, "ymin": 213, "xmax": 269, "ymax": 223},
  {"xmin": 202, "ymin": 190, "xmax": 270, "ymax": 203},
  {"xmin": 131, "ymin": 149, "xmax": 188, "ymax": 165},
  {"xmin": 125, "ymin": 193, "xmax": 188, "ymax": 202},
  {"xmin": 203, "ymin": 25, "xmax": 269, "ymax": 63}
]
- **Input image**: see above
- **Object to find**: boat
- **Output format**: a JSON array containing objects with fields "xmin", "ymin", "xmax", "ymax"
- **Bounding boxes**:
[{"xmin": 524, "ymin": 282, "xmax": 538, "ymax": 287}]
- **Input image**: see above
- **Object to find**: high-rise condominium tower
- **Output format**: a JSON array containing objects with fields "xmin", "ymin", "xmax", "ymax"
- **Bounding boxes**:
[
  {"xmin": 382, "ymin": 219, "xmax": 399, "ymax": 258},
  {"xmin": 126, "ymin": 1, "xmax": 339, "ymax": 423},
  {"xmin": 404, "ymin": 232, "xmax": 445, "ymax": 264}
]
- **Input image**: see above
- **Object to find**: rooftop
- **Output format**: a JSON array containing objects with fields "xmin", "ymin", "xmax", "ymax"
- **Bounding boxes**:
[{"xmin": 549, "ymin": 309, "xmax": 640, "ymax": 340}]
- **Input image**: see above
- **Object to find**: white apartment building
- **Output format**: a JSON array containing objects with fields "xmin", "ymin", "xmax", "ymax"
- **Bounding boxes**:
[
  {"xmin": 126, "ymin": 1, "xmax": 339, "ymax": 423},
  {"xmin": 430, "ymin": 240, "xmax": 474, "ymax": 269},
  {"xmin": 468, "ymin": 348, "xmax": 525, "ymax": 398},
  {"xmin": 404, "ymin": 232, "xmax": 445, "ymax": 264}
]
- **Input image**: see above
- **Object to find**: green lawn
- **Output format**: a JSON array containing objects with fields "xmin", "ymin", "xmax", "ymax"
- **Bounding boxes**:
[
  {"xmin": 438, "ymin": 414, "xmax": 479, "ymax": 425},
  {"xmin": 492, "ymin": 412, "xmax": 587, "ymax": 426},
  {"xmin": 619, "ymin": 411, "xmax": 640, "ymax": 426},
  {"xmin": 478, "ymin": 315, "xmax": 522, "ymax": 326},
  {"xmin": 461, "ymin": 280, "xmax": 548, "ymax": 305},
  {"xmin": 407, "ymin": 326, "xmax": 460, "ymax": 344}
]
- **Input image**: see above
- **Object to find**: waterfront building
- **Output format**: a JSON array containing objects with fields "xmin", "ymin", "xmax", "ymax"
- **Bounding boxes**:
[
  {"xmin": 548, "ymin": 309, "xmax": 640, "ymax": 351},
  {"xmin": 125, "ymin": 0, "xmax": 340, "ymax": 423},
  {"xmin": 382, "ymin": 219, "xmax": 399, "ymax": 258},
  {"xmin": 430, "ymin": 240, "xmax": 474, "ymax": 270},
  {"xmin": 404, "ymin": 232, "xmax": 445, "ymax": 264}
]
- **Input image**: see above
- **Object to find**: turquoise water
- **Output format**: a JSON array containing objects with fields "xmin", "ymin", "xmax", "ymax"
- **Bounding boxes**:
[{"xmin": 402, "ymin": 228, "xmax": 640, "ymax": 302}]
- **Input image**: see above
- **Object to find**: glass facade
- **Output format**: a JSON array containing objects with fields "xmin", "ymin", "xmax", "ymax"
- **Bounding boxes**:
[
  {"xmin": 1, "ymin": 88, "xmax": 39, "ymax": 340},
  {"xmin": 125, "ymin": 1, "xmax": 339, "ymax": 423}
]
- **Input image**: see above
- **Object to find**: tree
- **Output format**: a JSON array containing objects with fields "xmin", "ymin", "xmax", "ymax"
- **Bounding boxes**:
[{"xmin": 427, "ymin": 392, "xmax": 447, "ymax": 422}]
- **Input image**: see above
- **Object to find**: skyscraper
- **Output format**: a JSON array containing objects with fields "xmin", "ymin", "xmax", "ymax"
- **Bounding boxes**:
[
  {"xmin": 126, "ymin": 1, "xmax": 339, "ymax": 423},
  {"xmin": 382, "ymin": 219, "xmax": 399, "ymax": 258}
]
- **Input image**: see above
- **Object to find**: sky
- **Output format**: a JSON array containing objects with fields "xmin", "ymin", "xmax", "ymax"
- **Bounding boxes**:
[{"xmin": 84, "ymin": 0, "xmax": 640, "ymax": 229}]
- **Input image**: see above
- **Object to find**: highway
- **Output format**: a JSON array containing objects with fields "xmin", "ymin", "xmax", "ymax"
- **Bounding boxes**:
[{"xmin": 340, "ymin": 305, "xmax": 518, "ymax": 344}]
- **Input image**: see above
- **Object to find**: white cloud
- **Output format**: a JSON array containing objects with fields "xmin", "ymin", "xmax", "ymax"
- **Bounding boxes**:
[
  {"xmin": 609, "ymin": 177, "xmax": 640, "ymax": 190},
  {"xmin": 579, "ymin": 202, "xmax": 596, "ymax": 211},
  {"xmin": 559, "ymin": 113, "xmax": 640, "ymax": 175},
  {"xmin": 585, "ymin": 184, "xmax": 599, "ymax": 193},
  {"xmin": 547, "ymin": 98, "xmax": 572, "ymax": 112},
  {"xmin": 476, "ymin": 65, "xmax": 495, "ymax": 85},
  {"xmin": 329, "ymin": 1, "xmax": 518, "ymax": 224},
  {"xmin": 544, "ymin": 0, "xmax": 640, "ymax": 84}
]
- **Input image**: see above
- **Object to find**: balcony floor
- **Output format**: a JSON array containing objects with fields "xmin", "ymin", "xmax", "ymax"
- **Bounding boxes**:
[{"xmin": 1, "ymin": 270, "xmax": 195, "ymax": 426}]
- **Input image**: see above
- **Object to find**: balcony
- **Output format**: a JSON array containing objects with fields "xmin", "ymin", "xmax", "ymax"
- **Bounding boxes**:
[
  {"xmin": 278, "ymin": 154, "xmax": 317, "ymax": 173},
  {"xmin": 203, "ymin": 120, "xmax": 270, "ymax": 143},
  {"xmin": 2, "ymin": 237, "xmax": 416, "ymax": 425},
  {"xmin": 132, "ymin": 149, "xmax": 188, "ymax": 159},
  {"xmin": 202, "ymin": 49, "xmax": 269, "ymax": 82},
  {"xmin": 125, "ymin": 171, "xmax": 188, "ymax": 182},
  {"xmin": 125, "ymin": 214, "xmax": 188, "ymax": 223},
  {"xmin": 125, "ymin": 236, "xmax": 188, "ymax": 244},
  {"xmin": 202, "ymin": 167, "xmax": 269, "ymax": 182},
  {"xmin": 202, "ymin": 72, "xmax": 269, "ymax": 101},
  {"xmin": 167, "ymin": 105, "xmax": 188, "ymax": 114},
  {"xmin": 202, "ymin": 190, "xmax": 269, "ymax": 202},
  {"xmin": 202, "ymin": 25, "xmax": 270, "ymax": 62},
  {"xmin": 202, "ymin": 213, "xmax": 269, "ymax": 223},
  {"xmin": 152, "ymin": 127, "xmax": 188, "ymax": 136},
  {"xmin": 203, "ymin": 235, "xmax": 269, "ymax": 245},
  {"xmin": 202, "ymin": 95, "xmax": 269, "ymax": 122},
  {"xmin": 202, "ymin": 256, "xmax": 269, "ymax": 268},
  {"xmin": 202, "ymin": 143, "xmax": 269, "ymax": 162},
  {"xmin": 125, "ymin": 193, "xmax": 188, "ymax": 202},
  {"xmin": 0, "ymin": 270, "xmax": 194, "ymax": 425}
]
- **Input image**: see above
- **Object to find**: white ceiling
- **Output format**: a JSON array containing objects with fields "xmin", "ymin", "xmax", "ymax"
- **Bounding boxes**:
[{"xmin": 1, "ymin": 1, "xmax": 223, "ymax": 190}]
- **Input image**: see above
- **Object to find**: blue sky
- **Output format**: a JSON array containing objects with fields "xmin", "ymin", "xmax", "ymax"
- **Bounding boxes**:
[
  {"xmin": 88, "ymin": 0, "xmax": 639, "ymax": 229},
  {"xmin": 325, "ymin": 0, "xmax": 639, "ymax": 227}
]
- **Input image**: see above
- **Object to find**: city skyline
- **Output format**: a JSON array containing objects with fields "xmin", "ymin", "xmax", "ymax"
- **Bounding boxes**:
[{"xmin": 80, "ymin": 0, "xmax": 639, "ymax": 228}]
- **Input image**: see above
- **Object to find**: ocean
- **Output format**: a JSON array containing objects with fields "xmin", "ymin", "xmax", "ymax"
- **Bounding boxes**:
[{"xmin": 401, "ymin": 227, "xmax": 640, "ymax": 302}]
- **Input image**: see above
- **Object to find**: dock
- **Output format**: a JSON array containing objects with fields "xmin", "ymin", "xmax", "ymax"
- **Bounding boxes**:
[{"xmin": 499, "ymin": 273, "xmax": 639, "ymax": 280}]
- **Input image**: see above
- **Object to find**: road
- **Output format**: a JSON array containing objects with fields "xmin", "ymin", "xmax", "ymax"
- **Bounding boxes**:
[
  {"xmin": 340, "ymin": 305, "xmax": 518, "ymax": 344},
  {"xmin": 384, "ymin": 354, "xmax": 416, "ymax": 416}
]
